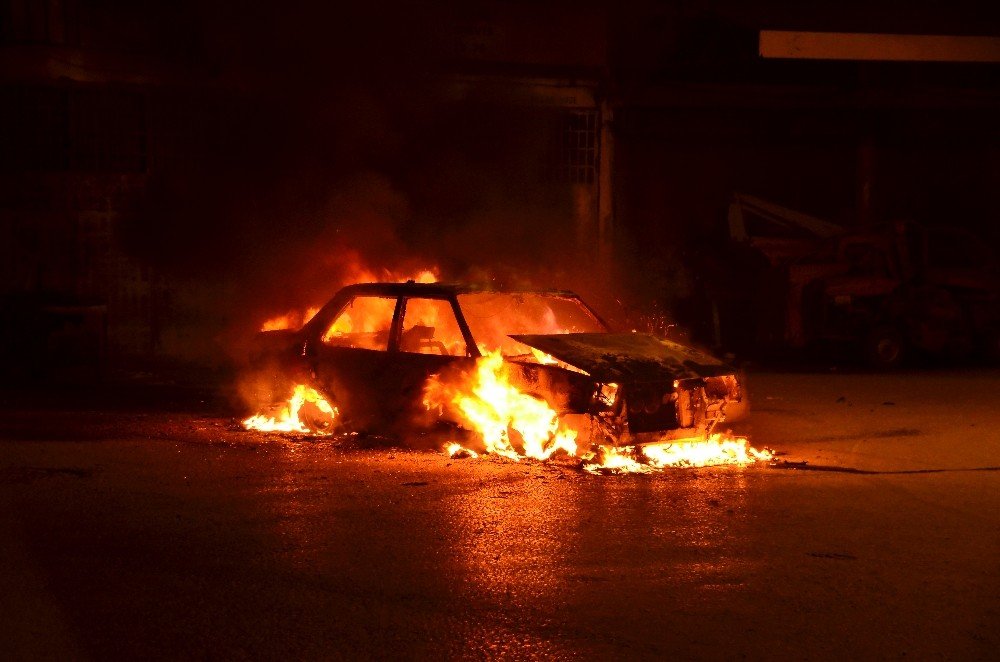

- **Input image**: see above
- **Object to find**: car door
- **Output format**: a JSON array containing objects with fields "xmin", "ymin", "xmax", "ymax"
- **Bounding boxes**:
[
  {"xmin": 309, "ymin": 293, "xmax": 404, "ymax": 431},
  {"xmin": 392, "ymin": 296, "xmax": 477, "ymax": 427}
]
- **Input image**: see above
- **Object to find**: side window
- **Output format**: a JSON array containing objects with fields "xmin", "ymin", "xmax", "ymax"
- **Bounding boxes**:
[
  {"xmin": 322, "ymin": 296, "xmax": 396, "ymax": 351},
  {"xmin": 399, "ymin": 298, "xmax": 467, "ymax": 356}
]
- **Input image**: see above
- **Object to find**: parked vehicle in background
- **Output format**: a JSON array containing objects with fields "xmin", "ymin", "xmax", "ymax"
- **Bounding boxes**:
[{"xmin": 726, "ymin": 193, "xmax": 999, "ymax": 367}]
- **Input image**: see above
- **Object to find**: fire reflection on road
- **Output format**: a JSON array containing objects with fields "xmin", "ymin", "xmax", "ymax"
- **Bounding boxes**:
[
  {"xmin": 251, "ymin": 438, "xmax": 764, "ymax": 656},
  {"xmin": 437, "ymin": 463, "xmax": 757, "ymax": 609}
]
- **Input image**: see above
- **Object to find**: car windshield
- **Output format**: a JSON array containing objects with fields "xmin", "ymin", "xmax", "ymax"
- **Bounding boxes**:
[{"xmin": 457, "ymin": 292, "xmax": 606, "ymax": 357}]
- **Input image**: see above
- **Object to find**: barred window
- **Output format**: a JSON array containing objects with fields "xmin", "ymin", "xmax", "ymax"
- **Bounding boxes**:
[{"xmin": 559, "ymin": 110, "xmax": 599, "ymax": 184}]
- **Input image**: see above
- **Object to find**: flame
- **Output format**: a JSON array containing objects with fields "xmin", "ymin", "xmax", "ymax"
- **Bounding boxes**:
[
  {"xmin": 260, "ymin": 266, "xmax": 438, "ymax": 332},
  {"xmin": 243, "ymin": 384, "xmax": 339, "ymax": 435},
  {"xmin": 425, "ymin": 350, "xmax": 578, "ymax": 461},
  {"xmin": 409, "ymin": 269, "xmax": 438, "ymax": 284},
  {"xmin": 582, "ymin": 435, "xmax": 774, "ymax": 475},
  {"xmin": 641, "ymin": 435, "xmax": 773, "ymax": 468},
  {"xmin": 424, "ymin": 350, "xmax": 771, "ymax": 473},
  {"xmin": 261, "ymin": 306, "xmax": 320, "ymax": 332},
  {"xmin": 249, "ymin": 268, "xmax": 776, "ymax": 474},
  {"xmin": 445, "ymin": 442, "xmax": 478, "ymax": 459},
  {"xmin": 582, "ymin": 445, "xmax": 654, "ymax": 474},
  {"xmin": 321, "ymin": 295, "xmax": 398, "ymax": 342}
]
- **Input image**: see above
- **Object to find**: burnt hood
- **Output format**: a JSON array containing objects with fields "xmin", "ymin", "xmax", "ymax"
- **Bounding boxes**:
[{"xmin": 509, "ymin": 332, "xmax": 733, "ymax": 382}]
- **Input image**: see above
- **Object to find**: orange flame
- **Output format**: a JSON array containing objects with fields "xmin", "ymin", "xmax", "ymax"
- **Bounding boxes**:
[
  {"xmin": 261, "ymin": 306, "xmax": 321, "ymax": 332},
  {"xmin": 260, "ymin": 266, "xmax": 438, "ymax": 332},
  {"xmin": 445, "ymin": 442, "xmax": 478, "ymax": 459},
  {"xmin": 425, "ymin": 350, "xmax": 578, "ymax": 461},
  {"xmin": 243, "ymin": 384, "xmax": 339, "ymax": 435},
  {"xmin": 426, "ymin": 352, "xmax": 772, "ymax": 473},
  {"xmin": 248, "ymin": 265, "xmax": 775, "ymax": 473},
  {"xmin": 582, "ymin": 435, "xmax": 774, "ymax": 475}
]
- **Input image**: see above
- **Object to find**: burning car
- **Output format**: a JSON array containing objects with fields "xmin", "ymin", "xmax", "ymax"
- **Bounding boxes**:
[{"xmin": 244, "ymin": 281, "xmax": 747, "ymax": 448}]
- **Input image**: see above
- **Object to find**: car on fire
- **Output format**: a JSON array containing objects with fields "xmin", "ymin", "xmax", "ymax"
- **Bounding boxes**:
[{"xmin": 245, "ymin": 282, "xmax": 747, "ymax": 442}]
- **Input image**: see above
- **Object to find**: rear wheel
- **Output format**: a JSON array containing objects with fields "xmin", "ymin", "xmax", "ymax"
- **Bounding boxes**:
[
  {"xmin": 864, "ymin": 325, "xmax": 906, "ymax": 369},
  {"xmin": 299, "ymin": 397, "xmax": 338, "ymax": 433}
]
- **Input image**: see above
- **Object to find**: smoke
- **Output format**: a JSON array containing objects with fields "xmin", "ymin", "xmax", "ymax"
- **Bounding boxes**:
[
  {"xmin": 123, "ymin": 76, "xmax": 626, "ymax": 364},
  {"xmin": 109, "ymin": 2, "xmax": 642, "ymax": 368}
]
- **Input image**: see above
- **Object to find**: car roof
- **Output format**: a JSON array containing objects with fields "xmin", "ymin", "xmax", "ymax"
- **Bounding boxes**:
[{"xmin": 336, "ymin": 282, "xmax": 582, "ymax": 298}]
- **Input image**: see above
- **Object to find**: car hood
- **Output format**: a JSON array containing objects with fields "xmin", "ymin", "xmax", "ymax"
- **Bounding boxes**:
[{"xmin": 508, "ymin": 332, "xmax": 733, "ymax": 383}]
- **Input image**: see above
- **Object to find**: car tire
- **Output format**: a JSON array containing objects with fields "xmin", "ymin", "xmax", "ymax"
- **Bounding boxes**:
[
  {"xmin": 299, "ymin": 397, "xmax": 339, "ymax": 433},
  {"xmin": 864, "ymin": 325, "xmax": 906, "ymax": 369}
]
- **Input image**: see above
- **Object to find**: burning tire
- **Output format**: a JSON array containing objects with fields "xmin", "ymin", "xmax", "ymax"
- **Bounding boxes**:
[
  {"xmin": 298, "ymin": 398, "xmax": 338, "ymax": 433},
  {"xmin": 243, "ymin": 383, "xmax": 340, "ymax": 435}
]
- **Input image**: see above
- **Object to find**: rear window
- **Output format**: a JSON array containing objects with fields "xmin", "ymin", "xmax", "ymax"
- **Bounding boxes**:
[
  {"xmin": 321, "ymin": 296, "xmax": 396, "ymax": 351},
  {"xmin": 399, "ymin": 298, "xmax": 467, "ymax": 356}
]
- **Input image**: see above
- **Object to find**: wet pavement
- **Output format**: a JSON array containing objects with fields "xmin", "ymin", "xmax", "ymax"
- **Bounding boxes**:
[{"xmin": 1, "ymin": 370, "xmax": 998, "ymax": 659}]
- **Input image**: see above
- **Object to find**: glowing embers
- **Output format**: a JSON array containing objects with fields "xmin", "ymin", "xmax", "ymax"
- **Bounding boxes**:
[
  {"xmin": 243, "ymin": 384, "xmax": 339, "ymax": 435},
  {"xmin": 581, "ymin": 434, "xmax": 774, "ymax": 475},
  {"xmin": 425, "ymin": 350, "xmax": 578, "ymax": 461}
]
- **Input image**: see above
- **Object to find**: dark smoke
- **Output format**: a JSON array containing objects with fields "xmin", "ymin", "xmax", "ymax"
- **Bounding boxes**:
[{"xmin": 119, "ymin": 5, "xmax": 615, "ymax": 364}]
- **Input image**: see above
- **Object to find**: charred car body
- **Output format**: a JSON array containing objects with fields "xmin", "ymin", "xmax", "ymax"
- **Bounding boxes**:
[{"xmin": 246, "ymin": 282, "xmax": 746, "ymax": 442}]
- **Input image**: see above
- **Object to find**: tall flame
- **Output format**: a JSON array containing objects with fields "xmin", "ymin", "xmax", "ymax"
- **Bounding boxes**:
[
  {"xmin": 425, "ymin": 350, "xmax": 578, "ymax": 461},
  {"xmin": 429, "ymin": 352, "xmax": 772, "ymax": 473},
  {"xmin": 247, "ymin": 263, "xmax": 775, "ymax": 473}
]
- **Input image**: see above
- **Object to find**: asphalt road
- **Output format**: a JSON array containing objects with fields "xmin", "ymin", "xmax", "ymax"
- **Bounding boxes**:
[{"xmin": 1, "ymin": 370, "xmax": 998, "ymax": 659}]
